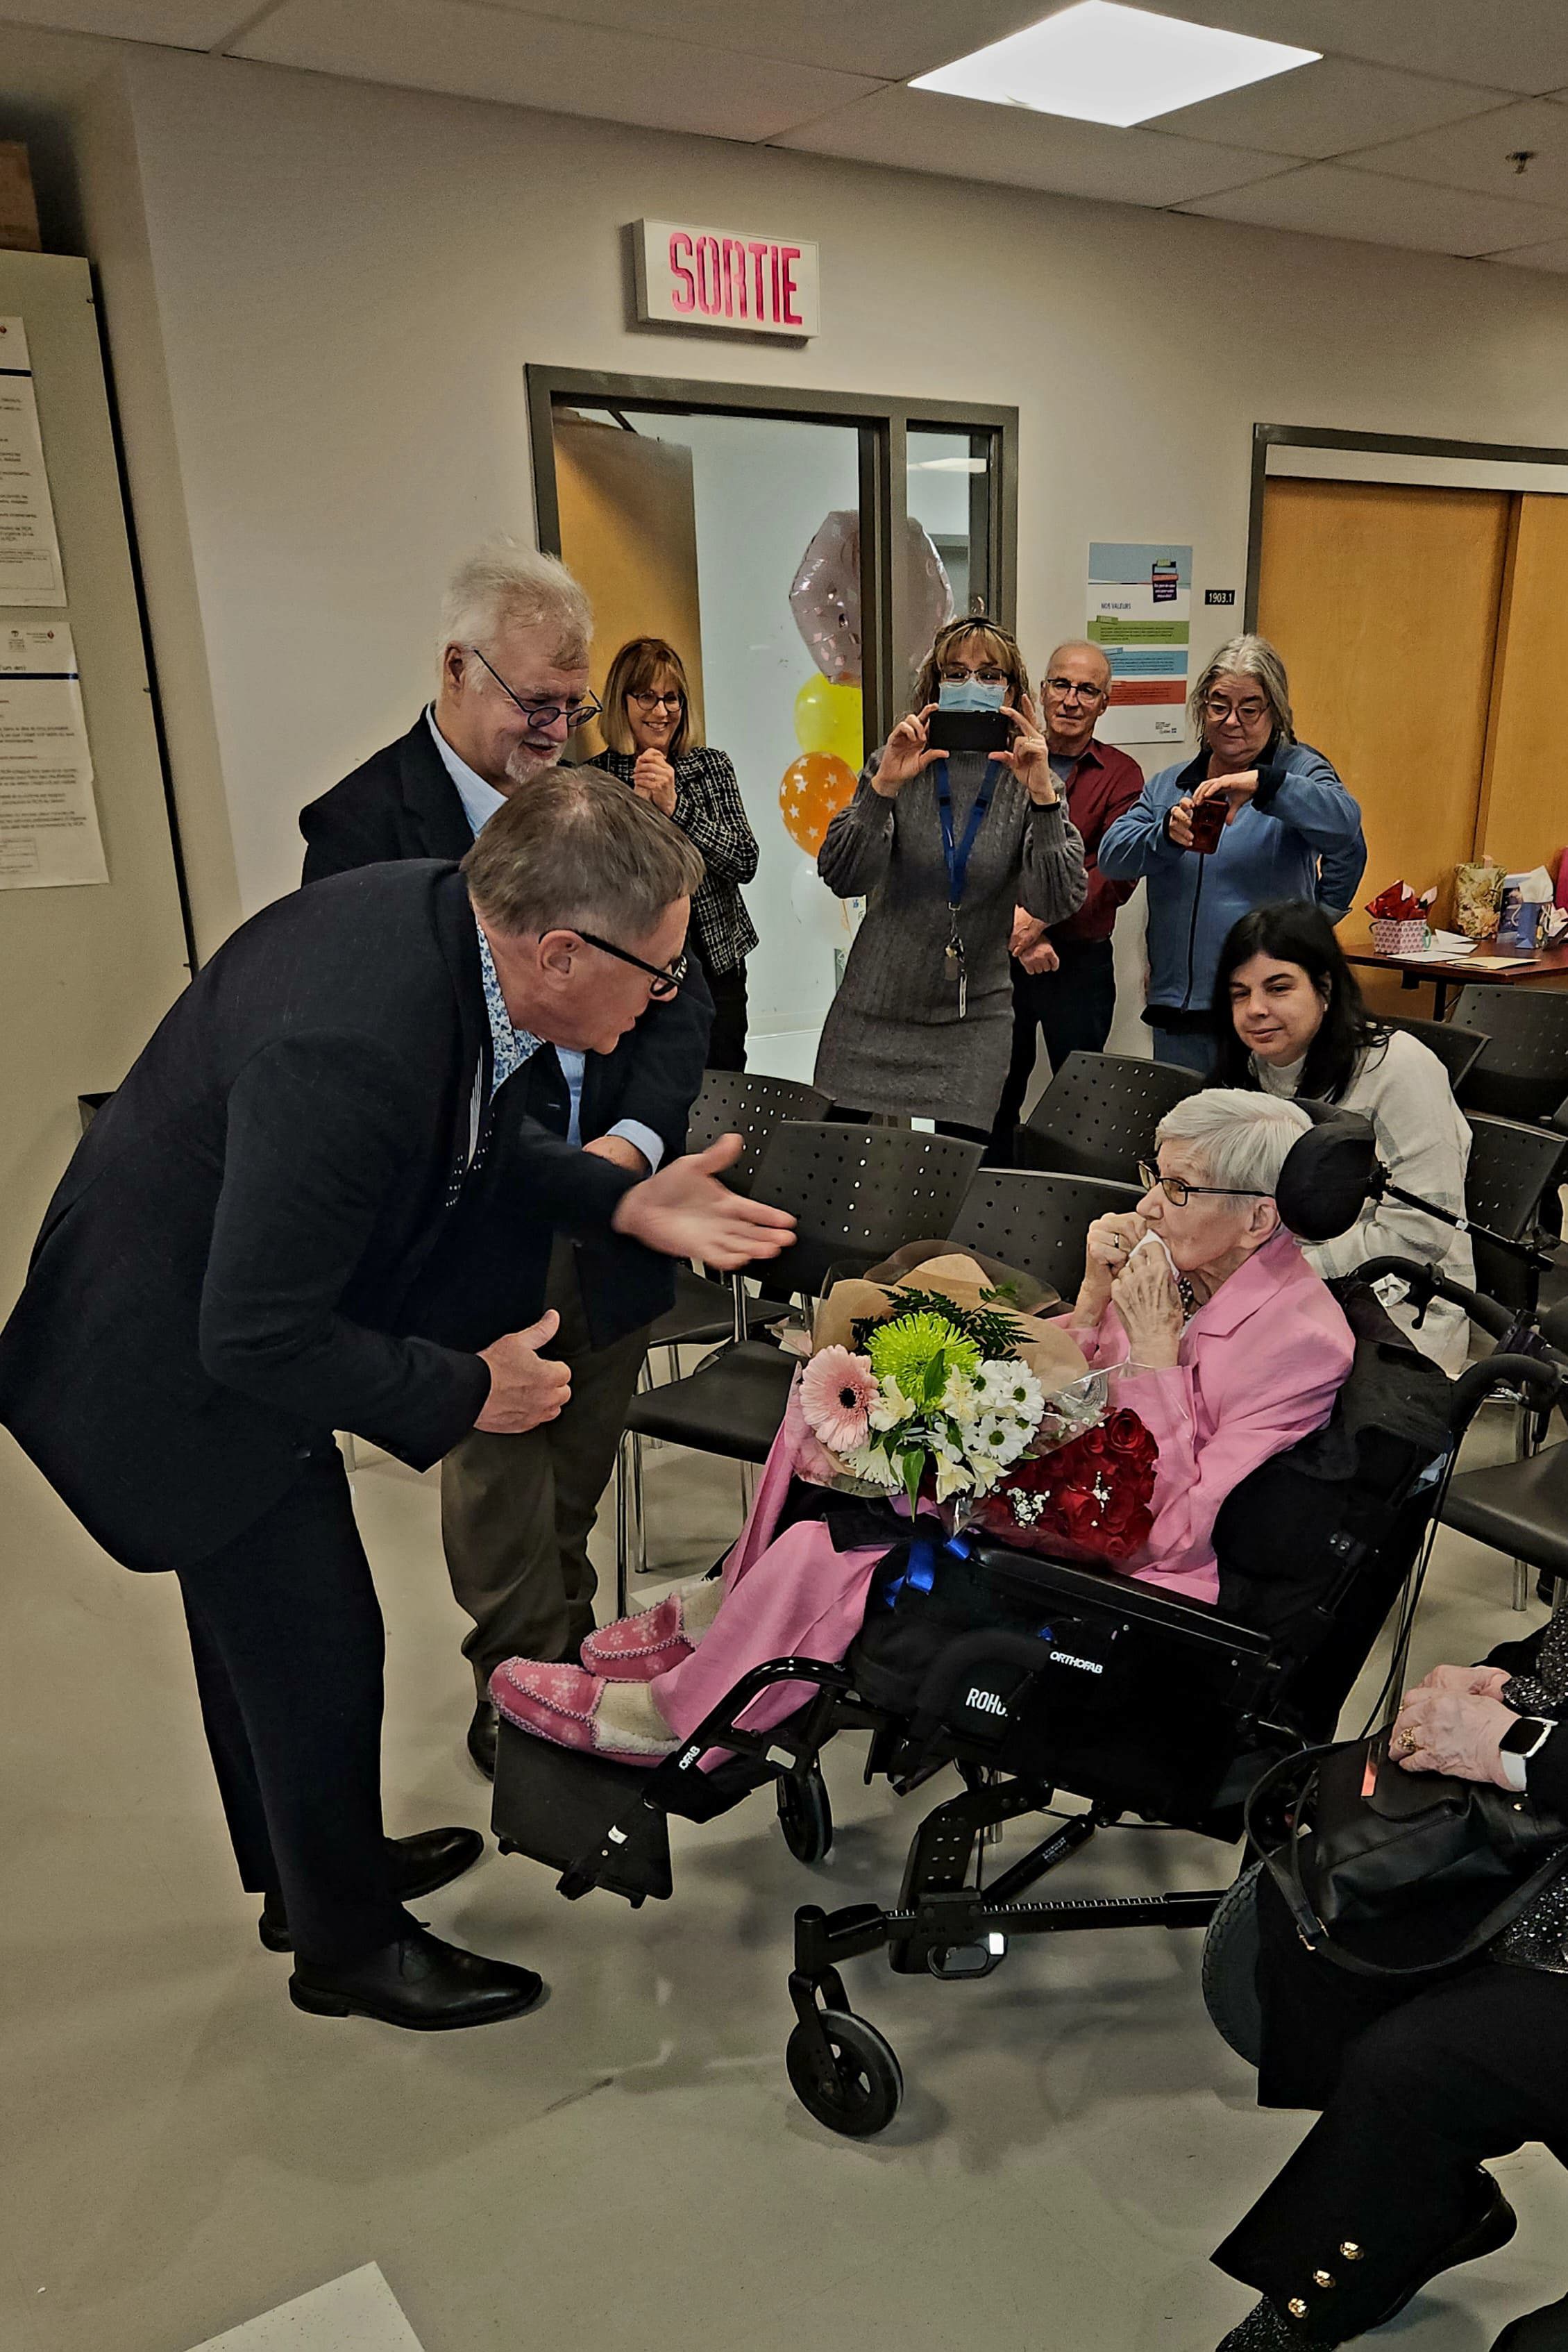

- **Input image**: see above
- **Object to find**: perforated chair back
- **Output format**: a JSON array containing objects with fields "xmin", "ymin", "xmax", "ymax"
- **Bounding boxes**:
[
  {"xmin": 748, "ymin": 1122, "xmax": 984, "ymax": 1299},
  {"xmin": 684, "ymin": 1070, "xmax": 829, "ymax": 1195},
  {"xmin": 1465, "ymin": 1113, "xmax": 1568, "ymax": 1311},
  {"xmin": 1383, "ymin": 1016, "xmax": 1487, "ymax": 1095},
  {"xmin": 949, "ymin": 1168, "xmax": 1143, "ymax": 1305},
  {"xmin": 1013, "ymin": 1052, "xmax": 1205, "ymax": 1184},
  {"xmin": 1450, "ymin": 986, "xmax": 1568, "ymax": 1126}
]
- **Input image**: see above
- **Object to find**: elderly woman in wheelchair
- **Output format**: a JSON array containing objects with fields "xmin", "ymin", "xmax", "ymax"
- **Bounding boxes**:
[{"xmin": 491, "ymin": 1089, "xmax": 1356, "ymax": 1763}]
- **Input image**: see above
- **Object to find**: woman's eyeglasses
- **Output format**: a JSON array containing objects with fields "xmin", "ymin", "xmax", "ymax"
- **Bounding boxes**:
[
  {"xmin": 469, "ymin": 645, "xmax": 601, "ymax": 731},
  {"xmin": 938, "ymin": 665, "xmax": 1011, "ymax": 687},
  {"xmin": 628, "ymin": 689, "xmax": 685, "ymax": 712},
  {"xmin": 1137, "ymin": 1159, "xmax": 1265, "ymax": 1208},
  {"xmin": 1203, "ymin": 696, "xmax": 1268, "ymax": 725},
  {"xmin": 575, "ymin": 930, "xmax": 689, "ymax": 1001}
]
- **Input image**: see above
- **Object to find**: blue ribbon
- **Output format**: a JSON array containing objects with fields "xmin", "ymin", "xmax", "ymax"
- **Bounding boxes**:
[{"xmin": 881, "ymin": 1522, "xmax": 970, "ymax": 1607}]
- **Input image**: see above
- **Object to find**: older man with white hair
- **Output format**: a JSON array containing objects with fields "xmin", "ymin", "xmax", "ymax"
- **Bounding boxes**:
[{"xmin": 300, "ymin": 546, "xmax": 714, "ymax": 1779}]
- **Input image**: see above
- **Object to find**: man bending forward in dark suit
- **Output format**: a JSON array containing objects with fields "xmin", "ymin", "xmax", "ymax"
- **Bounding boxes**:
[
  {"xmin": 301, "ymin": 546, "xmax": 710, "ymax": 1778},
  {"xmin": 0, "ymin": 772, "xmax": 791, "ymax": 2031}
]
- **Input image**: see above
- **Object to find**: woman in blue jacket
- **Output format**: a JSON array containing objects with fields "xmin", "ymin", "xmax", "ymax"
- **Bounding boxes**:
[{"xmin": 1098, "ymin": 635, "xmax": 1366, "ymax": 1073}]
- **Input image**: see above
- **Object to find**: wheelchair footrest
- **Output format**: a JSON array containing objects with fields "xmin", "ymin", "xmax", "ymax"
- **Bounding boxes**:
[{"xmin": 491, "ymin": 1716, "xmax": 673, "ymax": 1903}]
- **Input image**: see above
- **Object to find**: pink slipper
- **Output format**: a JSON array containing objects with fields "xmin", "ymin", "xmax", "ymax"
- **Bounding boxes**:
[
  {"xmin": 489, "ymin": 1658, "xmax": 677, "ymax": 1767},
  {"xmin": 580, "ymin": 1592, "xmax": 697, "ymax": 1680}
]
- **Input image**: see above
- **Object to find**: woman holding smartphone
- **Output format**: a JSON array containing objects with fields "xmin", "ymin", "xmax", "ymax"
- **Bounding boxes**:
[
  {"xmin": 812, "ymin": 618, "xmax": 1086, "ymax": 1140},
  {"xmin": 1098, "ymin": 635, "xmax": 1367, "ymax": 1075}
]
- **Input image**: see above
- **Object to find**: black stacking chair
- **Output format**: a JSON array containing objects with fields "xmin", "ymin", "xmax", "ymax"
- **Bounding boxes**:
[
  {"xmin": 1383, "ymin": 1015, "xmax": 1487, "ymax": 1095},
  {"xmin": 949, "ymin": 1167, "xmax": 1143, "ymax": 1306},
  {"xmin": 1444, "ymin": 1442, "xmax": 1568, "ymax": 1613},
  {"xmin": 1463, "ymin": 1114, "xmax": 1568, "ymax": 1317},
  {"xmin": 1010, "ymin": 1051, "xmax": 1204, "ymax": 1184},
  {"xmin": 644, "ymin": 1072, "xmax": 830, "ymax": 1364},
  {"xmin": 1451, "ymin": 985, "xmax": 1568, "ymax": 1127},
  {"xmin": 614, "ymin": 1124, "xmax": 984, "ymax": 1603}
]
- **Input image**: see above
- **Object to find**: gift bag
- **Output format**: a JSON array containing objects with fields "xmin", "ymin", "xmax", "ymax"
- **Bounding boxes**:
[{"xmin": 1453, "ymin": 857, "xmax": 1503, "ymax": 940}]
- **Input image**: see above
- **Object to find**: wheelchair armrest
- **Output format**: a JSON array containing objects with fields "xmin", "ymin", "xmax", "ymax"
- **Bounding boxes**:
[{"xmin": 1356, "ymin": 1256, "xmax": 1516, "ymax": 1345}]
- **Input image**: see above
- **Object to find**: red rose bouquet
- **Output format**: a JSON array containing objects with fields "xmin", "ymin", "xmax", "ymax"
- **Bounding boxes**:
[{"xmin": 969, "ymin": 1406, "xmax": 1159, "ymax": 1565}]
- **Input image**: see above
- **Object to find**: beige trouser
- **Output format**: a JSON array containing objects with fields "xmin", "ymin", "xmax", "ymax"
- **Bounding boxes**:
[{"xmin": 441, "ymin": 1239, "xmax": 650, "ymax": 1699}]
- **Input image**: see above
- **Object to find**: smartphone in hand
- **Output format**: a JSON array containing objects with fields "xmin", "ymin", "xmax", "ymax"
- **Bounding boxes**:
[
  {"xmin": 926, "ymin": 707, "xmax": 1013, "ymax": 755},
  {"xmin": 1188, "ymin": 796, "xmax": 1226, "ymax": 854}
]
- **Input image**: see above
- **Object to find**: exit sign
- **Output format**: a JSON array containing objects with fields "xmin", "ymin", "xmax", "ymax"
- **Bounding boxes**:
[{"xmin": 632, "ymin": 219, "xmax": 820, "ymax": 337}]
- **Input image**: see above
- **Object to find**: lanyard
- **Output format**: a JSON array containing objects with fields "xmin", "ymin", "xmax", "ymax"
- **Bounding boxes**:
[{"xmin": 936, "ymin": 757, "xmax": 998, "ymax": 1020}]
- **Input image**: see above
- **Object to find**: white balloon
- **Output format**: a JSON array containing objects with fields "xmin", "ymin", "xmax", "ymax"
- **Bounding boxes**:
[{"xmin": 791, "ymin": 855, "xmax": 848, "ymax": 941}]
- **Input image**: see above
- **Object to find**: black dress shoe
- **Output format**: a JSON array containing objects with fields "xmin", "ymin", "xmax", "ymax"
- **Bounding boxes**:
[
  {"xmin": 258, "ymin": 1825, "xmax": 485, "ymax": 1952},
  {"xmin": 1361, "ymin": 2169, "xmax": 1516, "ymax": 2330},
  {"xmin": 289, "ymin": 1920, "xmax": 543, "ymax": 2031},
  {"xmin": 467, "ymin": 1699, "xmax": 498, "ymax": 1781},
  {"xmin": 1495, "ymin": 2294, "xmax": 1568, "ymax": 2351}
]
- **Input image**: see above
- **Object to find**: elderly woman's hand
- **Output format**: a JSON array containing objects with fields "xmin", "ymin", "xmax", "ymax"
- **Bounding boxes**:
[
  {"xmin": 1111, "ymin": 1237, "xmax": 1184, "ymax": 1369},
  {"xmin": 872, "ymin": 707, "xmax": 945, "ymax": 797},
  {"xmin": 993, "ymin": 694, "xmax": 1059, "ymax": 807},
  {"xmin": 1390, "ymin": 1682, "xmax": 1521, "ymax": 1787},
  {"xmin": 1071, "ymin": 1211, "xmax": 1147, "ymax": 1325},
  {"xmin": 1195, "ymin": 771, "xmax": 1261, "ymax": 825},
  {"xmin": 1410, "ymin": 1662, "xmax": 1513, "ymax": 1704},
  {"xmin": 1165, "ymin": 797, "xmax": 1197, "ymax": 850}
]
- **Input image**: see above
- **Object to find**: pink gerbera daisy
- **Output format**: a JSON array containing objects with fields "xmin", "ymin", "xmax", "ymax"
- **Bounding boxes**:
[{"xmin": 799, "ymin": 1346, "xmax": 877, "ymax": 1454}]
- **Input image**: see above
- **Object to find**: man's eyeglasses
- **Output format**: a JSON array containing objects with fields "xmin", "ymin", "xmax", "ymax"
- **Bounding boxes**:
[
  {"xmin": 1137, "ymin": 1160, "xmax": 1266, "ymax": 1209},
  {"xmin": 1043, "ymin": 675, "xmax": 1108, "ymax": 702},
  {"xmin": 629, "ymin": 689, "xmax": 684, "ymax": 712},
  {"xmin": 1203, "ymin": 695, "xmax": 1269, "ymax": 725},
  {"xmin": 575, "ymin": 930, "xmax": 689, "ymax": 1002},
  {"xmin": 470, "ymin": 645, "xmax": 600, "ymax": 732}
]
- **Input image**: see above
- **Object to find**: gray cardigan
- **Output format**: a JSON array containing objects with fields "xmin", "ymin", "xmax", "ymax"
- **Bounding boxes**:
[{"xmin": 812, "ymin": 748, "xmax": 1086, "ymax": 1129}]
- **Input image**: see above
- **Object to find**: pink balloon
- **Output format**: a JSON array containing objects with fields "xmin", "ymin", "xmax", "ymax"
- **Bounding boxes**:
[{"xmin": 789, "ymin": 510, "xmax": 955, "ymax": 687}]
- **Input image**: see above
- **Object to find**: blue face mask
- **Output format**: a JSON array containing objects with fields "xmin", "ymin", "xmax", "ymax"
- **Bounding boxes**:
[{"xmin": 937, "ymin": 677, "xmax": 1008, "ymax": 714}]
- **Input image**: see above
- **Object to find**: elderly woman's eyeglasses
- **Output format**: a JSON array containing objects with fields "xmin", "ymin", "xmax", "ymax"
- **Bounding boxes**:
[
  {"xmin": 470, "ymin": 645, "xmax": 601, "ymax": 731},
  {"xmin": 1203, "ymin": 694, "xmax": 1269, "ymax": 725},
  {"xmin": 628, "ymin": 689, "xmax": 685, "ymax": 712},
  {"xmin": 575, "ymin": 930, "xmax": 689, "ymax": 1001},
  {"xmin": 1137, "ymin": 1159, "xmax": 1265, "ymax": 1208}
]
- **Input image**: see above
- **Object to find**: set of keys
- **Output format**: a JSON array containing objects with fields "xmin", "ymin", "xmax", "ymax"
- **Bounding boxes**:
[{"xmin": 945, "ymin": 910, "xmax": 968, "ymax": 1020}]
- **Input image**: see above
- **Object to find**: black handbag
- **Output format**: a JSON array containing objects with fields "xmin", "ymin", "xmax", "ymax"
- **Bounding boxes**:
[{"xmin": 1245, "ymin": 1731, "xmax": 1568, "ymax": 1978}]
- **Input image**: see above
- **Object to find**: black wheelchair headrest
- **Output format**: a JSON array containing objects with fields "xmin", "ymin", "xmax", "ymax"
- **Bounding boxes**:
[{"xmin": 1274, "ymin": 1103, "xmax": 1383, "ymax": 1243}]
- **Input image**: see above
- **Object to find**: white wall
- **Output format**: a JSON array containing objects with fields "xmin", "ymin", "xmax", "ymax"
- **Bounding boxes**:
[{"xmin": 53, "ymin": 43, "xmax": 1568, "ymax": 959}]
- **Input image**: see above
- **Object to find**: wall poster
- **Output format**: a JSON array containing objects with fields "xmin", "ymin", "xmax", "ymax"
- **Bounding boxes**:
[
  {"xmin": 0, "ymin": 317, "xmax": 66, "ymax": 605},
  {"xmin": 0, "ymin": 621, "xmax": 106, "ymax": 887},
  {"xmin": 1088, "ymin": 541, "xmax": 1191, "ymax": 746}
]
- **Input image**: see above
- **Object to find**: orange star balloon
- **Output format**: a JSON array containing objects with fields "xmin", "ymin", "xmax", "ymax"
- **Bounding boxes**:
[{"xmin": 779, "ymin": 750, "xmax": 857, "ymax": 857}]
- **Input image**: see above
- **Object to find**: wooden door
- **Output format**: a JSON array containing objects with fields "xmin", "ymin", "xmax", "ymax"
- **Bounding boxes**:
[
  {"xmin": 553, "ymin": 413, "xmax": 706, "ymax": 751},
  {"xmin": 1476, "ymin": 492, "xmax": 1568, "ymax": 880},
  {"xmin": 1256, "ymin": 477, "xmax": 1510, "ymax": 952}
]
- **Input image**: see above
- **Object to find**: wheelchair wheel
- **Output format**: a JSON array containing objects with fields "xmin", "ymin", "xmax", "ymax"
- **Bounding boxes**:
[
  {"xmin": 777, "ymin": 1766, "xmax": 833, "ymax": 1865},
  {"xmin": 1202, "ymin": 1858, "xmax": 1264, "ymax": 2067},
  {"xmin": 786, "ymin": 2010, "xmax": 902, "ymax": 2138}
]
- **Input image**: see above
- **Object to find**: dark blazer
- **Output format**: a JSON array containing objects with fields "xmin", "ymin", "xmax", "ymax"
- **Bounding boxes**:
[
  {"xmin": 0, "ymin": 863, "xmax": 645, "ymax": 1576},
  {"xmin": 298, "ymin": 715, "xmax": 712, "ymax": 1277}
]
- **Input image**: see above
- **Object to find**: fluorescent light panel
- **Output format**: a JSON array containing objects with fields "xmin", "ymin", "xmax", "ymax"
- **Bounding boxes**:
[{"xmin": 912, "ymin": 1, "xmax": 1320, "ymax": 129}]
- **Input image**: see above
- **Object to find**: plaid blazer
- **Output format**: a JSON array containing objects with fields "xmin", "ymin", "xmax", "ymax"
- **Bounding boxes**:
[{"xmin": 589, "ymin": 746, "xmax": 759, "ymax": 977}]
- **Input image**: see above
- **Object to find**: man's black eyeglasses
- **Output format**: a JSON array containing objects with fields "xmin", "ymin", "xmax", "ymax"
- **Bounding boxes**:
[
  {"xmin": 576, "ymin": 930, "xmax": 689, "ymax": 1001},
  {"xmin": 469, "ymin": 644, "xmax": 600, "ymax": 732}
]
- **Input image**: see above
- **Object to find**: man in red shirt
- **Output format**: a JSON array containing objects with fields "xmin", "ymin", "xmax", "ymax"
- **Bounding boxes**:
[{"xmin": 990, "ymin": 640, "xmax": 1145, "ymax": 1155}]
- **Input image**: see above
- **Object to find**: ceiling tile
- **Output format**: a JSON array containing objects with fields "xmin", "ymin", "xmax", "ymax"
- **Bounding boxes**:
[
  {"xmin": 1490, "ymin": 235, "xmax": 1568, "ymax": 275},
  {"xmin": 1147, "ymin": 1, "xmax": 1568, "ymax": 98},
  {"xmin": 0, "ymin": 0, "xmax": 258, "ymax": 40},
  {"xmin": 1149, "ymin": 55, "xmax": 1506, "ymax": 162},
  {"xmin": 776, "ymin": 83, "xmax": 1295, "ymax": 208},
  {"xmin": 234, "ymin": 0, "xmax": 882, "ymax": 141},
  {"xmin": 472, "ymin": 0, "xmax": 1056, "ymax": 85},
  {"xmin": 1182, "ymin": 161, "xmax": 1568, "ymax": 258},
  {"xmin": 1349, "ymin": 98, "xmax": 1568, "ymax": 210}
]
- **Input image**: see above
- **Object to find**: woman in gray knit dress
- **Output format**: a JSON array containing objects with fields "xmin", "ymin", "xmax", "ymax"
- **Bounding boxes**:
[{"xmin": 813, "ymin": 619, "xmax": 1086, "ymax": 1139}]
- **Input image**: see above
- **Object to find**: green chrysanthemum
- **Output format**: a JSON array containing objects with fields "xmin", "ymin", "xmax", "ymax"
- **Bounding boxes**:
[{"xmin": 867, "ymin": 1311, "xmax": 979, "ymax": 1406}]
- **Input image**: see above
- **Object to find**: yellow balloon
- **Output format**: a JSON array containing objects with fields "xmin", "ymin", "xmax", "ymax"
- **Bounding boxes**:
[{"xmin": 794, "ymin": 676, "xmax": 863, "ymax": 771}]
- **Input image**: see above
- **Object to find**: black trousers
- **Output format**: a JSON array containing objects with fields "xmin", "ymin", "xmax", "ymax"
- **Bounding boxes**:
[
  {"xmin": 990, "ymin": 939, "xmax": 1117, "ymax": 1157},
  {"xmin": 176, "ymin": 1450, "xmax": 405, "ymax": 1966},
  {"xmin": 1213, "ymin": 1874, "xmax": 1568, "ymax": 2340},
  {"xmin": 697, "ymin": 958, "xmax": 748, "ymax": 1072}
]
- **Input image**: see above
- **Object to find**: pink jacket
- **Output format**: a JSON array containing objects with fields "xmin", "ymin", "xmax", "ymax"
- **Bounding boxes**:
[{"xmin": 1058, "ymin": 1229, "xmax": 1355, "ymax": 1605}]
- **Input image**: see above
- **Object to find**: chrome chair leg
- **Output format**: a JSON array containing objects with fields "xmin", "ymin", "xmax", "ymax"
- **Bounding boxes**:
[
  {"xmin": 1514, "ymin": 1557, "xmax": 1531, "ymax": 1613},
  {"xmin": 630, "ymin": 1428, "xmax": 646, "ymax": 1577}
]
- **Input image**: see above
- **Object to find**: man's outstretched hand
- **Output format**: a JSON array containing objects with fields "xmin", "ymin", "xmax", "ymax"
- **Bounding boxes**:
[{"xmin": 612, "ymin": 1134, "xmax": 795, "ymax": 1270}]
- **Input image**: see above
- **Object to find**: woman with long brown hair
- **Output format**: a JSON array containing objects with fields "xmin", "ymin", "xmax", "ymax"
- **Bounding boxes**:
[{"xmin": 589, "ymin": 637, "xmax": 759, "ymax": 1069}]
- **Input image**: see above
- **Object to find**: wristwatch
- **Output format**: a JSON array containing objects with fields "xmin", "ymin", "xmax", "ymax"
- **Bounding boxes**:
[{"xmin": 1499, "ymin": 1715, "xmax": 1557, "ymax": 1791}]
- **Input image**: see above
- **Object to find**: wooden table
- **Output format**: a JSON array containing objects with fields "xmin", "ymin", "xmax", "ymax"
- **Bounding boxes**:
[{"xmin": 1342, "ymin": 937, "xmax": 1568, "ymax": 1020}]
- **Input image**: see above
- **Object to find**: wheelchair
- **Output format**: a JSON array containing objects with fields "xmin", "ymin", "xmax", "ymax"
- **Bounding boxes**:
[{"xmin": 490, "ymin": 1267, "xmax": 1540, "ymax": 2137}]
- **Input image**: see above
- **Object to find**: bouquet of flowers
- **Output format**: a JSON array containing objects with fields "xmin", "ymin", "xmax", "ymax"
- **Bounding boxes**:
[{"xmin": 969, "ymin": 1406, "xmax": 1159, "ymax": 1564}]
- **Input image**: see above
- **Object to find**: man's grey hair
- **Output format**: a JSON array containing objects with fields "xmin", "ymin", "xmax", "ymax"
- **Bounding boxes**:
[
  {"xmin": 1155, "ymin": 1087, "xmax": 1310, "ymax": 1195},
  {"xmin": 440, "ymin": 541, "xmax": 592, "ymax": 677},
  {"xmin": 1188, "ymin": 632, "xmax": 1295, "ymax": 746},
  {"xmin": 1044, "ymin": 639, "xmax": 1113, "ymax": 689},
  {"xmin": 462, "ymin": 767, "xmax": 702, "ymax": 941}
]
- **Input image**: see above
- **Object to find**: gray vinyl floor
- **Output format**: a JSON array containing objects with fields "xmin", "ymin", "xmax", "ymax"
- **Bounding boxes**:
[{"xmin": 3, "ymin": 1382, "xmax": 1566, "ymax": 2352}]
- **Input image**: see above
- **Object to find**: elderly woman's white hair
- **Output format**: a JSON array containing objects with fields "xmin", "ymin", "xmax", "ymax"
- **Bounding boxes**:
[
  {"xmin": 439, "ymin": 541, "xmax": 591, "ymax": 675},
  {"xmin": 1155, "ymin": 1087, "xmax": 1310, "ymax": 1196},
  {"xmin": 1188, "ymin": 632, "xmax": 1294, "ymax": 746}
]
